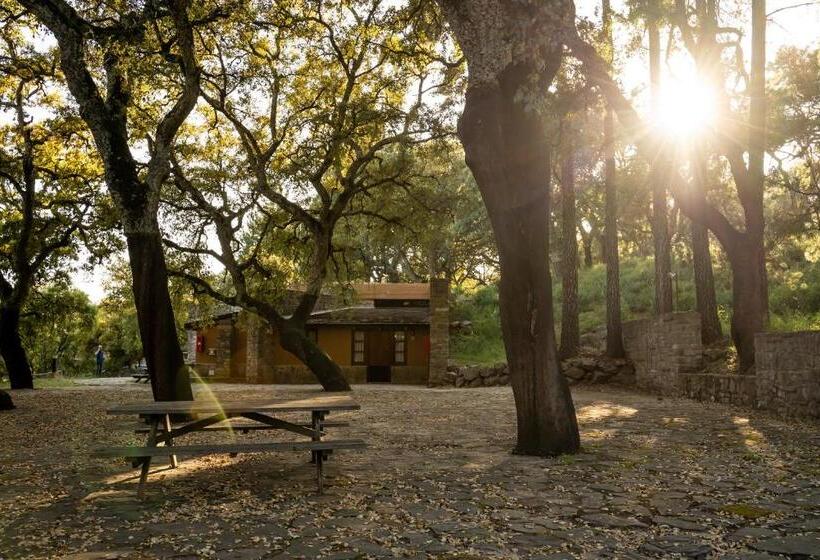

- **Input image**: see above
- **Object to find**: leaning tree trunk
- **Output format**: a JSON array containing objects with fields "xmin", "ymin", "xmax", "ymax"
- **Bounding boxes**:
[
  {"xmin": 277, "ymin": 320, "xmax": 351, "ymax": 391},
  {"xmin": 0, "ymin": 306, "xmax": 34, "ymax": 390},
  {"xmin": 436, "ymin": 0, "xmax": 580, "ymax": 456},
  {"xmin": 458, "ymin": 69, "xmax": 580, "ymax": 456},
  {"xmin": 559, "ymin": 131, "xmax": 580, "ymax": 359},
  {"xmin": 126, "ymin": 227, "xmax": 194, "ymax": 402}
]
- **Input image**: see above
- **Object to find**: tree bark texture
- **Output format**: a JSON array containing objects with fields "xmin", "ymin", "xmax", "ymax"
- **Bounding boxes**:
[
  {"xmin": 690, "ymin": 149, "xmax": 723, "ymax": 344},
  {"xmin": 691, "ymin": 221, "xmax": 723, "ymax": 344},
  {"xmin": 648, "ymin": 0, "xmax": 674, "ymax": 314},
  {"xmin": 127, "ymin": 232, "xmax": 194, "ymax": 401},
  {"xmin": 437, "ymin": 0, "xmax": 580, "ymax": 456},
  {"xmin": 603, "ymin": 107, "xmax": 625, "ymax": 358},
  {"xmin": 0, "ymin": 307, "xmax": 33, "ymax": 390},
  {"xmin": 559, "ymin": 131, "xmax": 580, "ymax": 359},
  {"xmin": 602, "ymin": 0, "xmax": 625, "ymax": 358}
]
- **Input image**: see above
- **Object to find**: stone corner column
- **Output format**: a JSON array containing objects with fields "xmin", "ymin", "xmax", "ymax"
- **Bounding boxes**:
[
  {"xmin": 185, "ymin": 329, "xmax": 197, "ymax": 365},
  {"xmin": 428, "ymin": 278, "xmax": 450, "ymax": 386},
  {"xmin": 245, "ymin": 313, "xmax": 261, "ymax": 384}
]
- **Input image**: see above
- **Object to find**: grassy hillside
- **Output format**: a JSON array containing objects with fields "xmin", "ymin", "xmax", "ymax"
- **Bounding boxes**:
[{"xmin": 451, "ymin": 257, "xmax": 820, "ymax": 365}]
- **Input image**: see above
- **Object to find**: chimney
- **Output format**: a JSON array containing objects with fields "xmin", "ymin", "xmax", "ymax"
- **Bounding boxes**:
[{"xmin": 428, "ymin": 278, "xmax": 450, "ymax": 386}]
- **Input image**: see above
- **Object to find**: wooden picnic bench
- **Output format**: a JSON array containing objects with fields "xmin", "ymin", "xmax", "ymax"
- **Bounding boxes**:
[
  {"xmin": 95, "ymin": 395, "xmax": 366, "ymax": 495},
  {"xmin": 131, "ymin": 372, "xmax": 149, "ymax": 383}
]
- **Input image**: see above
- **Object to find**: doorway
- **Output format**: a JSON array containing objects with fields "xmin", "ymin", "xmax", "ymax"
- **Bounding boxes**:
[
  {"xmin": 365, "ymin": 329, "xmax": 394, "ymax": 383},
  {"xmin": 366, "ymin": 365, "xmax": 391, "ymax": 383}
]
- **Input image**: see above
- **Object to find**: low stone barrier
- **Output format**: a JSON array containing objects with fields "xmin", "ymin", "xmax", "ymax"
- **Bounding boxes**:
[
  {"xmin": 680, "ymin": 373, "xmax": 758, "ymax": 407},
  {"xmin": 446, "ymin": 354, "xmax": 636, "ymax": 388},
  {"xmin": 755, "ymin": 331, "xmax": 820, "ymax": 418}
]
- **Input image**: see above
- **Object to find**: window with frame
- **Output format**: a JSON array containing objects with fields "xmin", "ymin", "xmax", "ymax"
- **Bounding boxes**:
[
  {"xmin": 352, "ymin": 330, "xmax": 366, "ymax": 364},
  {"xmin": 393, "ymin": 330, "xmax": 406, "ymax": 365}
]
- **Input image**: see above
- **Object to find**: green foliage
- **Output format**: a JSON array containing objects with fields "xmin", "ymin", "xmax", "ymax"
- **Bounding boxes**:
[
  {"xmin": 452, "ymin": 257, "xmax": 820, "ymax": 364},
  {"xmin": 19, "ymin": 284, "xmax": 96, "ymax": 376},
  {"xmin": 450, "ymin": 286, "xmax": 506, "ymax": 365}
]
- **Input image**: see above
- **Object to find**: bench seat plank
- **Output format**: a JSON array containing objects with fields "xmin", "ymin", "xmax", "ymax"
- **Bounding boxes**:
[
  {"xmin": 133, "ymin": 421, "xmax": 349, "ymax": 434},
  {"xmin": 108, "ymin": 395, "xmax": 360, "ymax": 416},
  {"xmin": 95, "ymin": 439, "xmax": 366, "ymax": 458}
]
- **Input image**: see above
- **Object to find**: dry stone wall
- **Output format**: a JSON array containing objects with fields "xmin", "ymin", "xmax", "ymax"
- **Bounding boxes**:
[
  {"xmin": 756, "ymin": 331, "xmax": 820, "ymax": 418},
  {"xmin": 622, "ymin": 312, "xmax": 703, "ymax": 394}
]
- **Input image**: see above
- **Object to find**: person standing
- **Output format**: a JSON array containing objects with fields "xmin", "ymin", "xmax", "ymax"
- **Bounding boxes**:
[{"xmin": 95, "ymin": 346, "xmax": 105, "ymax": 376}]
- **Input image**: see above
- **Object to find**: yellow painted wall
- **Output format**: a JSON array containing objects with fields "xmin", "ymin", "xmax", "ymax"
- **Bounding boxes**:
[
  {"xmin": 268, "ymin": 326, "xmax": 352, "ymax": 365},
  {"xmin": 195, "ymin": 320, "xmax": 431, "ymax": 383},
  {"xmin": 231, "ymin": 327, "xmax": 247, "ymax": 378}
]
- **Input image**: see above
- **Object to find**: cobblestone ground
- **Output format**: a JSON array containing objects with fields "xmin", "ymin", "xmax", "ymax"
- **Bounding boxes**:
[{"xmin": 1, "ymin": 383, "xmax": 818, "ymax": 559}]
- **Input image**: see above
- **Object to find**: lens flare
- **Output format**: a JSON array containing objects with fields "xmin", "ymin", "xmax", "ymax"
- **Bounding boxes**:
[{"xmin": 655, "ymin": 79, "xmax": 717, "ymax": 139}]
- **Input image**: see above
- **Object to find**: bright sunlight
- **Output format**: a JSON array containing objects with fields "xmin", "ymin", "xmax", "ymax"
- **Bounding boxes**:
[{"xmin": 655, "ymin": 79, "xmax": 718, "ymax": 139}]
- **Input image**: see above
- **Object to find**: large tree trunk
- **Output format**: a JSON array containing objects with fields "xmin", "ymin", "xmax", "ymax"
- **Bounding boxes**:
[
  {"xmin": 690, "ymin": 150, "xmax": 723, "ymax": 344},
  {"xmin": 691, "ymin": 222, "xmax": 723, "ymax": 343},
  {"xmin": 648, "ymin": 0, "xmax": 674, "ymax": 314},
  {"xmin": 436, "ymin": 0, "xmax": 580, "ymax": 456},
  {"xmin": 126, "ymin": 231, "xmax": 193, "ymax": 401},
  {"xmin": 603, "ymin": 107, "xmax": 625, "ymax": 358},
  {"xmin": 559, "ymin": 130, "xmax": 580, "ymax": 359},
  {"xmin": 602, "ymin": 0, "xmax": 625, "ymax": 359},
  {"xmin": 0, "ymin": 307, "xmax": 34, "ymax": 390},
  {"xmin": 580, "ymin": 229, "xmax": 594, "ymax": 267},
  {"xmin": 727, "ymin": 237, "xmax": 766, "ymax": 373},
  {"xmin": 458, "ymin": 70, "xmax": 580, "ymax": 457},
  {"xmin": 0, "ymin": 389, "xmax": 13, "ymax": 410},
  {"xmin": 277, "ymin": 321, "xmax": 351, "ymax": 391}
]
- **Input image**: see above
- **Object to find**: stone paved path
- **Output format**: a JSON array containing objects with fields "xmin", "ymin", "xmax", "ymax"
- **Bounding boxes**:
[{"xmin": 1, "ymin": 383, "xmax": 818, "ymax": 559}]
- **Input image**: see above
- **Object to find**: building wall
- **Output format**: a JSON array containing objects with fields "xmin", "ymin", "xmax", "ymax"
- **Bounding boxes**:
[
  {"xmin": 189, "ymin": 316, "xmax": 432, "ymax": 384},
  {"xmin": 191, "ymin": 320, "xmax": 234, "ymax": 379}
]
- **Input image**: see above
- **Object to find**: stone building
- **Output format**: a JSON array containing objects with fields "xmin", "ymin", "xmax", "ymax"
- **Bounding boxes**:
[{"xmin": 185, "ymin": 280, "xmax": 449, "ymax": 386}]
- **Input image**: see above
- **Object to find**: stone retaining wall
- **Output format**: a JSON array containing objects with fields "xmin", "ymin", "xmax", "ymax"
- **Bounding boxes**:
[
  {"xmin": 756, "ymin": 331, "xmax": 820, "ymax": 418},
  {"xmin": 680, "ymin": 373, "xmax": 758, "ymax": 407},
  {"xmin": 622, "ymin": 312, "xmax": 703, "ymax": 395}
]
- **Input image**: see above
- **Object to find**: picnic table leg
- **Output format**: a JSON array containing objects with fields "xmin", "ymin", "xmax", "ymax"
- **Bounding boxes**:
[
  {"xmin": 163, "ymin": 414, "xmax": 178, "ymax": 468},
  {"xmin": 138, "ymin": 417, "xmax": 159, "ymax": 497},
  {"xmin": 310, "ymin": 411, "xmax": 324, "ymax": 464},
  {"xmin": 311, "ymin": 410, "xmax": 326, "ymax": 493},
  {"xmin": 316, "ymin": 450, "xmax": 324, "ymax": 494}
]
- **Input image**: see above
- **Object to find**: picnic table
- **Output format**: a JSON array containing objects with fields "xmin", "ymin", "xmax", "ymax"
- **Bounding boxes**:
[{"xmin": 96, "ymin": 395, "xmax": 366, "ymax": 495}]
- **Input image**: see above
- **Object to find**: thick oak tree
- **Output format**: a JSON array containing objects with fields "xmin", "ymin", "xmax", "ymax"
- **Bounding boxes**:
[
  {"xmin": 165, "ymin": 0, "xmax": 450, "ymax": 391},
  {"xmin": 17, "ymin": 0, "xmax": 214, "ymax": 399},
  {"xmin": 0, "ymin": 23, "xmax": 101, "ymax": 390},
  {"xmin": 436, "ymin": 0, "xmax": 580, "ymax": 456}
]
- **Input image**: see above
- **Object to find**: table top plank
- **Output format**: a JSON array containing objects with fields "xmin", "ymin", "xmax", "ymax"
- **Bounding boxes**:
[
  {"xmin": 94, "ymin": 439, "xmax": 367, "ymax": 457},
  {"xmin": 107, "ymin": 395, "xmax": 360, "ymax": 416}
]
